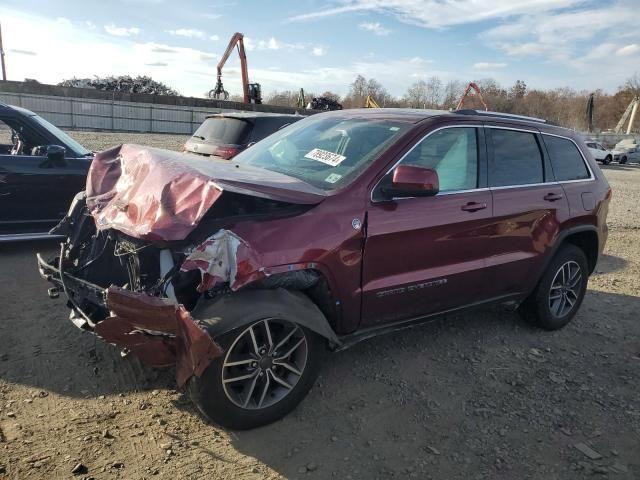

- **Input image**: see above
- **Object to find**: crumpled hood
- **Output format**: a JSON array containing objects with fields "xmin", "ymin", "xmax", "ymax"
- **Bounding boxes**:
[{"xmin": 86, "ymin": 144, "xmax": 327, "ymax": 241}]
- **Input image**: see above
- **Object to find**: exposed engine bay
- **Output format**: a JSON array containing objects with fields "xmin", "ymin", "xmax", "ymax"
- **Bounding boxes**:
[{"xmin": 37, "ymin": 144, "xmax": 331, "ymax": 387}]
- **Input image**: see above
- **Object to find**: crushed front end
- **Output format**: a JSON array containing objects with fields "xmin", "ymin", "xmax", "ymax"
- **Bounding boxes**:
[
  {"xmin": 36, "ymin": 144, "xmax": 325, "ymax": 387},
  {"xmin": 38, "ymin": 191, "xmax": 223, "ymax": 387}
]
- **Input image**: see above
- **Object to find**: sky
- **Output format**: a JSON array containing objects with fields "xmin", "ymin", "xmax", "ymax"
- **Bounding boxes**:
[{"xmin": 0, "ymin": 0, "xmax": 639, "ymax": 99}]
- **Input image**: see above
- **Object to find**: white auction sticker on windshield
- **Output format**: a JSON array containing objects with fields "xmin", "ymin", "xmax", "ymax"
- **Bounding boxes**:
[{"xmin": 304, "ymin": 148, "xmax": 346, "ymax": 166}]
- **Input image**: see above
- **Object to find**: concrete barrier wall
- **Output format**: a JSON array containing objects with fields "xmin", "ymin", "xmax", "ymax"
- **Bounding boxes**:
[{"xmin": 0, "ymin": 80, "xmax": 314, "ymax": 134}]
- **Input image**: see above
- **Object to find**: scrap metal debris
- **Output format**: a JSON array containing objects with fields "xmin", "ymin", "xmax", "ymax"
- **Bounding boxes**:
[
  {"xmin": 96, "ymin": 286, "xmax": 223, "ymax": 387},
  {"xmin": 58, "ymin": 75, "xmax": 179, "ymax": 95}
]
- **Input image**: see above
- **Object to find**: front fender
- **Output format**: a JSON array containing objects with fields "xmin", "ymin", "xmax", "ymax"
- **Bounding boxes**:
[{"xmin": 193, "ymin": 288, "xmax": 341, "ymax": 347}]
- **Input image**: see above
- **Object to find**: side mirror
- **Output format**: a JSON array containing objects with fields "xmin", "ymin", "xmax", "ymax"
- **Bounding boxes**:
[
  {"xmin": 46, "ymin": 145, "xmax": 66, "ymax": 166},
  {"xmin": 382, "ymin": 165, "xmax": 439, "ymax": 199}
]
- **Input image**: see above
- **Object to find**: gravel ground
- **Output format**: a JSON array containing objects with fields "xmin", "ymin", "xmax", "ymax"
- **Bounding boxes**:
[
  {"xmin": 0, "ymin": 133, "xmax": 639, "ymax": 479},
  {"xmin": 68, "ymin": 130, "xmax": 190, "ymax": 152}
]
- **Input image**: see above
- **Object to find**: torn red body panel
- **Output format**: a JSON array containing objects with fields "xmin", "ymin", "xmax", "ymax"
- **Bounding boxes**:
[
  {"xmin": 180, "ymin": 229, "xmax": 268, "ymax": 292},
  {"xmin": 86, "ymin": 144, "xmax": 326, "ymax": 241},
  {"xmin": 95, "ymin": 286, "xmax": 223, "ymax": 387}
]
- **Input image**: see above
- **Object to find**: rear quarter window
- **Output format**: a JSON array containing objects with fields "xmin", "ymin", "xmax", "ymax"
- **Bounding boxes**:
[{"xmin": 543, "ymin": 135, "xmax": 590, "ymax": 181}]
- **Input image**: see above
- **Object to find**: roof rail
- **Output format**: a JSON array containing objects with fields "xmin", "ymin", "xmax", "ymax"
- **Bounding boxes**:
[{"xmin": 454, "ymin": 109, "xmax": 549, "ymax": 124}]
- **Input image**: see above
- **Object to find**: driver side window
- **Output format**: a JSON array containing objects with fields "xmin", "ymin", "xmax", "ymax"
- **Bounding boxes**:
[
  {"xmin": 0, "ymin": 119, "xmax": 14, "ymax": 154},
  {"xmin": 399, "ymin": 127, "xmax": 479, "ymax": 192}
]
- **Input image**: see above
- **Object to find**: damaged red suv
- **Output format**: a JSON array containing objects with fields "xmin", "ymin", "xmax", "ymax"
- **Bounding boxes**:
[{"xmin": 38, "ymin": 109, "xmax": 610, "ymax": 429}]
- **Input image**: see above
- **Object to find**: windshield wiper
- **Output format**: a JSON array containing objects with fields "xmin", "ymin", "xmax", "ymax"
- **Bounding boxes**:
[{"xmin": 192, "ymin": 135, "xmax": 206, "ymax": 140}]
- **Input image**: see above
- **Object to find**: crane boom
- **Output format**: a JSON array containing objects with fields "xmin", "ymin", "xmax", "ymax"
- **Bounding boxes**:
[
  {"xmin": 456, "ymin": 82, "xmax": 489, "ymax": 111},
  {"xmin": 210, "ymin": 32, "xmax": 261, "ymax": 104},
  {"xmin": 614, "ymin": 97, "xmax": 640, "ymax": 134}
]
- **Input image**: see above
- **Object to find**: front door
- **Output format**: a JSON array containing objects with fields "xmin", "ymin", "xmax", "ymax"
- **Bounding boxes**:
[
  {"xmin": 361, "ymin": 125, "xmax": 494, "ymax": 326},
  {"xmin": 0, "ymin": 117, "xmax": 88, "ymax": 235}
]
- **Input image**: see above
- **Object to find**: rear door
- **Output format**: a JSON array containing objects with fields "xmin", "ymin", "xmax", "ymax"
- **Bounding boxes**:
[
  {"xmin": 361, "ymin": 125, "xmax": 494, "ymax": 326},
  {"xmin": 482, "ymin": 125, "xmax": 570, "ymax": 299}
]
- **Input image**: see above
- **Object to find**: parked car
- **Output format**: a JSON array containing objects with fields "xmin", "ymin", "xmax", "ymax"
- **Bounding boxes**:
[
  {"xmin": 0, "ymin": 102, "xmax": 93, "ymax": 241},
  {"xmin": 38, "ymin": 109, "xmax": 611, "ymax": 429},
  {"xmin": 611, "ymin": 138, "xmax": 640, "ymax": 164},
  {"xmin": 585, "ymin": 141, "xmax": 613, "ymax": 165},
  {"xmin": 184, "ymin": 112, "xmax": 303, "ymax": 159}
]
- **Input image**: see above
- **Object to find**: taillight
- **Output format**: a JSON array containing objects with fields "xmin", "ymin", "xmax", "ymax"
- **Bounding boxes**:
[{"xmin": 214, "ymin": 146, "xmax": 241, "ymax": 159}]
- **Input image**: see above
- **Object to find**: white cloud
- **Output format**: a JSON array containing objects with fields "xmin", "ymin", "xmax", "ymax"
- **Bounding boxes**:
[
  {"xmin": 473, "ymin": 62, "xmax": 507, "ymax": 69},
  {"xmin": 203, "ymin": 13, "xmax": 222, "ymax": 20},
  {"xmin": 210, "ymin": 34, "xmax": 220, "ymax": 41},
  {"xmin": 104, "ymin": 24, "xmax": 140, "ymax": 37},
  {"xmin": 0, "ymin": 9, "xmax": 223, "ymax": 97},
  {"xmin": 616, "ymin": 44, "xmax": 640, "ymax": 57},
  {"xmin": 167, "ymin": 28, "xmax": 206, "ymax": 39},
  {"xmin": 56, "ymin": 17, "xmax": 72, "ymax": 26},
  {"xmin": 289, "ymin": 0, "xmax": 584, "ymax": 28},
  {"xmin": 312, "ymin": 47, "xmax": 325, "ymax": 56},
  {"xmin": 150, "ymin": 45, "xmax": 179, "ymax": 53},
  {"xmin": 267, "ymin": 37, "xmax": 280, "ymax": 50},
  {"xmin": 244, "ymin": 36, "xmax": 305, "ymax": 52},
  {"xmin": 9, "ymin": 49, "xmax": 37, "ymax": 56},
  {"xmin": 359, "ymin": 21, "xmax": 390, "ymax": 36}
]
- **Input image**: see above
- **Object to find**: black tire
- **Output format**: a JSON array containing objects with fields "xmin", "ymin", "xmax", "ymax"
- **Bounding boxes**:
[
  {"xmin": 603, "ymin": 155, "xmax": 612, "ymax": 165},
  {"xmin": 519, "ymin": 244, "xmax": 589, "ymax": 331},
  {"xmin": 188, "ymin": 319, "xmax": 324, "ymax": 430},
  {"xmin": 620, "ymin": 156, "xmax": 628, "ymax": 164}
]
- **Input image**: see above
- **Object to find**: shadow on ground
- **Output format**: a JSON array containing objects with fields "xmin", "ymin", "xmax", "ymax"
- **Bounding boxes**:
[{"xmin": 2, "ymin": 242, "xmax": 639, "ymax": 478}]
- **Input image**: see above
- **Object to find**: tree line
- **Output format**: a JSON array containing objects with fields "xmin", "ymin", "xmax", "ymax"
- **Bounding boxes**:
[{"xmin": 263, "ymin": 73, "xmax": 640, "ymax": 133}]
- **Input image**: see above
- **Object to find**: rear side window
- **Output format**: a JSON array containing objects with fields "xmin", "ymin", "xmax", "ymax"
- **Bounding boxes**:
[
  {"xmin": 544, "ymin": 135, "xmax": 590, "ymax": 181},
  {"xmin": 193, "ymin": 118, "xmax": 252, "ymax": 144},
  {"xmin": 489, "ymin": 129, "xmax": 543, "ymax": 187}
]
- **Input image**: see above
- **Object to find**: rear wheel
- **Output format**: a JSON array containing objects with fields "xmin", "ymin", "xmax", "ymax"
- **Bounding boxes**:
[
  {"xmin": 519, "ymin": 244, "xmax": 588, "ymax": 330},
  {"xmin": 189, "ymin": 317, "xmax": 324, "ymax": 430},
  {"xmin": 620, "ymin": 156, "xmax": 628, "ymax": 164}
]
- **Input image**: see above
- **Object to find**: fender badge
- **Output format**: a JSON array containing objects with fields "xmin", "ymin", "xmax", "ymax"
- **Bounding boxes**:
[{"xmin": 352, "ymin": 218, "xmax": 362, "ymax": 230}]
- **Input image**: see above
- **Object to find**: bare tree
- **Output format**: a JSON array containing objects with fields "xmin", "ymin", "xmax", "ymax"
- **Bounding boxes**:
[
  {"xmin": 425, "ymin": 76, "xmax": 442, "ymax": 108},
  {"xmin": 405, "ymin": 80, "xmax": 428, "ymax": 108},
  {"xmin": 442, "ymin": 80, "xmax": 464, "ymax": 109},
  {"xmin": 623, "ymin": 72, "xmax": 640, "ymax": 97}
]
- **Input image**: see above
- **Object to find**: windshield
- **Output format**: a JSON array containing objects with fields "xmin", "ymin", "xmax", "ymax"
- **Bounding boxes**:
[
  {"xmin": 193, "ymin": 117, "xmax": 252, "ymax": 145},
  {"xmin": 233, "ymin": 114, "xmax": 410, "ymax": 190},
  {"xmin": 30, "ymin": 115, "xmax": 91, "ymax": 156}
]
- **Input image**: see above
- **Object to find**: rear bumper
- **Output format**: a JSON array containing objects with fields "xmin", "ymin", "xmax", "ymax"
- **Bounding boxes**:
[{"xmin": 37, "ymin": 252, "xmax": 223, "ymax": 387}]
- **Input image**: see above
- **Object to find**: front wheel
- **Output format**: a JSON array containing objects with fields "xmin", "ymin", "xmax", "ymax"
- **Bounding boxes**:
[
  {"xmin": 620, "ymin": 156, "xmax": 628, "ymax": 164},
  {"xmin": 603, "ymin": 155, "xmax": 612, "ymax": 165},
  {"xmin": 519, "ymin": 244, "xmax": 589, "ymax": 330},
  {"xmin": 189, "ymin": 318, "xmax": 324, "ymax": 429}
]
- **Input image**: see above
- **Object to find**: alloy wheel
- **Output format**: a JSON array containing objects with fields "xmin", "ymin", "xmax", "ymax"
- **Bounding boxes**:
[
  {"xmin": 221, "ymin": 319, "xmax": 308, "ymax": 410},
  {"xmin": 548, "ymin": 260, "xmax": 582, "ymax": 318}
]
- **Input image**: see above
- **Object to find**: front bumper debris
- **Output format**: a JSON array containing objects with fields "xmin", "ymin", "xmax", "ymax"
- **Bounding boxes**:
[{"xmin": 37, "ymin": 253, "xmax": 223, "ymax": 387}]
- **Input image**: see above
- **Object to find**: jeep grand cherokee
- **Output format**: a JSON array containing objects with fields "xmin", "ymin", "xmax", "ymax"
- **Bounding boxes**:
[{"xmin": 38, "ymin": 108, "xmax": 610, "ymax": 429}]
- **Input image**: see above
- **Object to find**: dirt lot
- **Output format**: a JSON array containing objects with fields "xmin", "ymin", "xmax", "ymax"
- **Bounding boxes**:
[{"xmin": 1, "ymin": 133, "xmax": 639, "ymax": 479}]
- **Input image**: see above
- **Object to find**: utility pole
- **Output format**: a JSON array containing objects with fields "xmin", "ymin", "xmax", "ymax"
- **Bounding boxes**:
[{"xmin": 0, "ymin": 22, "xmax": 6, "ymax": 81}]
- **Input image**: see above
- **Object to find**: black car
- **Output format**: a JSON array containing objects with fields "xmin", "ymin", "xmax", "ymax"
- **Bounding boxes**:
[
  {"xmin": 0, "ymin": 102, "xmax": 93, "ymax": 241},
  {"xmin": 184, "ymin": 112, "xmax": 303, "ymax": 159}
]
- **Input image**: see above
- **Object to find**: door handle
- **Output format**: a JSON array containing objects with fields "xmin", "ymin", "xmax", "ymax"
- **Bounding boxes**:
[
  {"xmin": 461, "ymin": 202, "xmax": 487, "ymax": 212},
  {"xmin": 543, "ymin": 193, "xmax": 563, "ymax": 202}
]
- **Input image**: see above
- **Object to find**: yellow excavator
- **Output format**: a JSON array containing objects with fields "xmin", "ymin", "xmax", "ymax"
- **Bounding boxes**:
[{"xmin": 365, "ymin": 95, "xmax": 380, "ymax": 108}]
